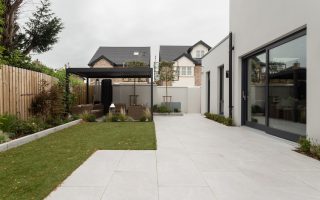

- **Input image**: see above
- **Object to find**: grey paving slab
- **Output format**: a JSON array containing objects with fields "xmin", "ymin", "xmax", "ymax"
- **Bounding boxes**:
[{"xmin": 46, "ymin": 114, "xmax": 320, "ymax": 200}]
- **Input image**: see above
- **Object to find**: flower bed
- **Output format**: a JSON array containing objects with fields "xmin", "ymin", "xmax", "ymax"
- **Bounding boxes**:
[
  {"xmin": 296, "ymin": 138, "xmax": 320, "ymax": 161},
  {"xmin": 0, "ymin": 114, "xmax": 79, "ymax": 145}
]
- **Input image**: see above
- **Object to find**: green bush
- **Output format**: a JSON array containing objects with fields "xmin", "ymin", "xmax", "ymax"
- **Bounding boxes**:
[
  {"xmin": 0, "ymin": 132, "xmax": 10, "ymax": 144},
  {"xmin": 0, "ymin": 114, "xmax": 20, "ymax": 134},
  {"xmin": 80, "ymin": 112, "xmax": 96, "ymax": 122},
  {"xmin": 310, "ymin": 145, "xmax": 320, "ymax": 159},
  {"xmin": 298, "ymin": 138, "xmax": 311, "ymax": 153},
  {"xmin": 140, "ymin": 116, "xmax": 147, "ymax": 122},
  {"xmin": 204, "ymin": 112, "xmax": 233, "ymax": 126}
]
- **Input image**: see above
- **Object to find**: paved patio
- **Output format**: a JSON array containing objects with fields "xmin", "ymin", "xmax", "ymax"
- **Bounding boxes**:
[{"xmin": 47, "ymin": 114, "xmax": 320, "ymax": 200}]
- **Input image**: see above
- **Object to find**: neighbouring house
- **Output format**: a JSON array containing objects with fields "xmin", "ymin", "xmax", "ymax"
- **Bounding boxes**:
[
  {"xmin": 159, "ymin": 40, "xmax": 211, "ymax": 87},
  {"xmin": 201, "ymin": 0, "xmax": 320, "ymax": 141},
  {"xmin": 88, "ymin": 46, "xmax": 151, "ymax": 84}
]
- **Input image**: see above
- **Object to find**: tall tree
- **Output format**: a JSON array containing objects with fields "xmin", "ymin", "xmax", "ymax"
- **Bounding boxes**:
[
  {"xmin": 18, "ymin": 0, "xmax": 63, "ymax": 55},
  {"xmin": 0, "ymin": 0, "xmax": 5, "ymax": 54},
  {"xmin": 1, "ymin": 0, "xmax": 23, "ymax": 51},
  {"xmin": 159, "ymin": 61, "xmax": 176, "ymax": 103},
  {"xmin": 1, "ymin": 0, "xmax": 63, "ymax": 55}
]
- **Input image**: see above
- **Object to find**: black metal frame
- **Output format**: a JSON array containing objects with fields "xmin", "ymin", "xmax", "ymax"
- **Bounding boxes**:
[
  {"xmin": 65, "ymin": 67, "xmax": 154, "ymax": 120},
  {"xmin": 241, "ymin": 28, "xmax": 307, "ymax": 142}
]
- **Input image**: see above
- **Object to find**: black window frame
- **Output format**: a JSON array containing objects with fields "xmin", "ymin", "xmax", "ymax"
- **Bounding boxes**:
[{"xmin": 241, "ymin": 28, "xmax": 307, "ymax": 142}]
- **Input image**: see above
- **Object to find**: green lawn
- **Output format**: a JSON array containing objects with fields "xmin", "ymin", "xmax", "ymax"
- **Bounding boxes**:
[{"xmin": 0, "ymin": 122, "xmax": 156, "ymax": 200}]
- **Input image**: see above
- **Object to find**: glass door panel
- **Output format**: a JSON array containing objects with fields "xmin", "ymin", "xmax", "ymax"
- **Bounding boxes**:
[
  {"xmin": 247, "ymin": 52, "xmax": 267, "ymax": 125},
  {"xmin": 269, "ymin": 35, "xmax": 307, "ymax": 136}
]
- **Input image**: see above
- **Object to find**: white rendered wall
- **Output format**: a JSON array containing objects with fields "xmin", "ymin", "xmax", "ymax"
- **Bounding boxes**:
[
  {"xmin": 230, "ymin": 0, "xmax": 320, "ymax": 140},
  {"xmin": 201, "ymin": 38, "xmax": 229, "ymax": 118},
  {"xmin": 107, "ymin": 84, "xmax": 201, "ymax": 113},
  {"xmin": 173, "ymin": 56, "xmax": 195, "ymax": 87}
]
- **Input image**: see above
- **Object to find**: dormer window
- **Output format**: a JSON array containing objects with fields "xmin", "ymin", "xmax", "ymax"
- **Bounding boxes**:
[
  {"xmin": 133, "ymin": 51, "xmax": 139, "ymax": 56},
  {"xmin": 196, "ymin": 50, "xmax": 205, "ymax": 58}
]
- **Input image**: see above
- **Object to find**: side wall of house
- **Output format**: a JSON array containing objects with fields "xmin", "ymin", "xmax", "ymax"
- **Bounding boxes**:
[
  {"xmin": 230, "ymin": 0, "xmax": 320, "ymax": 140},
  {"xmin": 201, "ymin": 39, "xmax": 229, "ymax": 117}
]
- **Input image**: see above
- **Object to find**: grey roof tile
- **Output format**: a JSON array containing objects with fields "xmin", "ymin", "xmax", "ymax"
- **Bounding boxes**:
[{"xmin": 88, "ymin": 47, "xmax": 150, "ymax": 67}]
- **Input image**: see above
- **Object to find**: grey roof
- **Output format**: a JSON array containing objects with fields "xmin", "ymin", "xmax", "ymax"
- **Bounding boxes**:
[
  {"xmin": 159, "ymin": 46, "xmax": 190, "ymax": 62},
  {"xmin": 88, "ymin": 47, "xmax": 150, "ymax": 67},
  {"xmin": 159, "ymin": 41, "xmax": 211, "ymax": 65}
]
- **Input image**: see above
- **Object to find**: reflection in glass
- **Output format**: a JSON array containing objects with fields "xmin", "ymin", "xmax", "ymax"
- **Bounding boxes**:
[
  {"xmin": 247, "ymin": 52, "xmax": 266, "ymax": 125},
  {"xmin": 269, "ymin": 36, "xmax": 306, "ymax": 135}
]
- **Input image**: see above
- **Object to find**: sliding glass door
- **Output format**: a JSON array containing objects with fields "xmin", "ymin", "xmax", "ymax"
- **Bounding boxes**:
[{"xmin": 243, "ymin": 30, "xmax": 306, "ymax": 139}]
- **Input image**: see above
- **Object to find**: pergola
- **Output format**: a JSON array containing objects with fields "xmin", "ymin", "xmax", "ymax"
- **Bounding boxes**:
[{"xmin": 65, "ymin": 67, "xmax": 154, "ymax": 119}]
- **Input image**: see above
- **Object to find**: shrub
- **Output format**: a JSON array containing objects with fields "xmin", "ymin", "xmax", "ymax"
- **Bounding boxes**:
[
  {"xmin": 140, "ymin": 116, "xmax": 147, "ymax": 122},
  {"xmin": 298, "ymin": 138, "xmax": 311, "ymax": 153},
  {"xmin": 143, "ymin": 108, "xmax": 152, "ymax": 121},
  {"xmin": 0, "ymin": 114, "xmax": 20, "ymax": 133},
  {"xmin": 310, "ymin": 145, "xmax": 320, "ymax": 159},
  {"xmin": 204, "ymin": 112, "xmax": 233, "ymax": 126},
  {"xmin": 174, "ymin": 108, "xmax": 180, "ymax": 113},
  {"xmin": 0, "ymin": 132, "xmax": 10, "ymax": 144},
  {"xmin": 80, "ymin": 112, "xmax": 96, "ymax": 122}
]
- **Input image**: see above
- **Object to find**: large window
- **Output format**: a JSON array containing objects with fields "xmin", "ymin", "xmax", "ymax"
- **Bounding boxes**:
[
  {"xmin": 180, "ymin": 66, "xmax": 193, "ymax": 76},
  {"xmin": 268, "ymin": 35, "xmax": 306, "ymax": 135},
  {"xmin": 244, "ymin": 30, "xmax": 306, "ymax": 138}
]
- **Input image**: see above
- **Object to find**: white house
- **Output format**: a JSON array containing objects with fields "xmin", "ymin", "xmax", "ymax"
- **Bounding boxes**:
[
  {"xmin": 201, "ymin": 0, "xmax": 320, "ymax": 141},
  {"xmin": 159, "ymin": 41, "xmax": 211, "ymax": 87}
]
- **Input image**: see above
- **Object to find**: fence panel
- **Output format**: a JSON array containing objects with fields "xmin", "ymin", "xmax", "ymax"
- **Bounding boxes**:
[{"xmin": 0, "ymin": 65, "xmax": 58, "ymax": 120}]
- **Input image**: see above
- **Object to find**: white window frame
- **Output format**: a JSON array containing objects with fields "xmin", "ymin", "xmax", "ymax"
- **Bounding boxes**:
[{"xmin": 179, "ymin": 66, "xmax": 193, "ymax": 77}]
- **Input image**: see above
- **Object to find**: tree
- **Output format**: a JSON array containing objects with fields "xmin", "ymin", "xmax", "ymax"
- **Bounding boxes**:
[
  {"xmin": 18, "ymin": 0, "xmax": 63, "ymax": 55},
  {"xmin": 0, "ymin": 0, "xmax": 5, "ymax": 55},
  {"xmin": 1, "ymin": 0, "xmax": 63, "ymax": 55},
  {"xmin": 159, "ymin": 61, "xmax": 176, "ymax": 103},
  {"xmin": 1, "ymin": 0, "xmax": 23, "ymax": 51},
  {"xmin": 126, "ymin": 61, "xmax": 146, "ymax": 105}
]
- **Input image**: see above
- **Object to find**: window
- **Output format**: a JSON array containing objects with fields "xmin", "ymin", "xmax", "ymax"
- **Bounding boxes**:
[
  {"xmin": 196, "ymin": 50, "xmax": 205, "ymax": 58},
  {"xmin": 133, "ymin": 51, "xmax": 139, "ymax": 56},
  {"xmin": 181, "ymin": 67, "xmax": 186, "ymax": 76},
  {"xmin": 187, "ymin": 66, "xmax": 192, "ymax": 76},
  {"xmin": 201, "ymin": 50, "xmax": 205, "ymax": 57},
  {"xmin": 180, "ymin": 66, "xmax": 193, "ymax": 76},
  {"xmin": 196, "ymin": 50, "xmax": 201, "ymax": 58},
  {"xmin": 244, "ymin": 29, "xmax": 306, "ymax": 137}
]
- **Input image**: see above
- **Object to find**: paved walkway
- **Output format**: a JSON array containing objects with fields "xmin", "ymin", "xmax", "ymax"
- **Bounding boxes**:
[{"xmin": 47, "ymin": 114, "xmax": 320, "ymax": 200}]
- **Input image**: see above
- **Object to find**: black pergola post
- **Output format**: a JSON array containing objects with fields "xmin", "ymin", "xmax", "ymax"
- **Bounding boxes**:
[
  {"xmin": 65, "ymin": 70, "xmax": 70, "ymax": 114},
  {"xmin": 86, "ymin": 78, "xmax": 89, "ymax": 104}
]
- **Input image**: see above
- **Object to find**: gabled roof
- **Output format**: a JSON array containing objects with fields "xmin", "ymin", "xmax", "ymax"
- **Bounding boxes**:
[
  {"xmin": 187, "ymin": 40, "xmax": 211, "ymax": 53},
  {"xmin": 173, "ymin": 53, "xmax": 197, "ymax": 64},
  {"xmin": 88, "ymin": 47, "xmax": 150, "ymax": 67},
  {"xmin": 159, "ymin": 46, "xmax": 190, "ymax": 62},
  {"xmin": 159, "ymin": 40, "xmax": 211, "ymax": 65}
]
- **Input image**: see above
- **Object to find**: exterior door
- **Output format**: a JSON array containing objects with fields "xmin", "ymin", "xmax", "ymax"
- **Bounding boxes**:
[
  {"xmin": 242, "ymin": 29, "xmax": 307, "ymax": 141},
  {"xmin": 219, "ymin": 66, "xmax": 224, "ymax": 115},
  {"xmin": 207, "ymin": 72, "xmax": 210, "ymax": 113}
]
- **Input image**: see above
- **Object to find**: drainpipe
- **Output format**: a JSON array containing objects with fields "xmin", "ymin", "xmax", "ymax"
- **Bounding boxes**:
[{"xmin": 229, "ymin": 32, "xmax": 234, "ymax": 119}]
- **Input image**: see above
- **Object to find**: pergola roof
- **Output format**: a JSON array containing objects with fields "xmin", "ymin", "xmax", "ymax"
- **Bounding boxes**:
[{"xmin": 66, "ymin": 67, "xmax": 153, "ymax": 78}]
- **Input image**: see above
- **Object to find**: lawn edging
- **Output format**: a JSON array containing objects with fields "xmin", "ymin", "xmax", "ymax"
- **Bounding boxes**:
[{"xmin": 0, "ymin": 119, "xmax": 82, "ymax": 152}]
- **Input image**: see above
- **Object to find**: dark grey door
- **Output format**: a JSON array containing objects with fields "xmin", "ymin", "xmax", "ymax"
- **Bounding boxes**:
[
  {"xmin": 219, "ymin": 66, "xmax": 224, "ymax": 115},
  {"xmin": 207, "ymin": 72, "xmax": 210, "ymax": 113}
]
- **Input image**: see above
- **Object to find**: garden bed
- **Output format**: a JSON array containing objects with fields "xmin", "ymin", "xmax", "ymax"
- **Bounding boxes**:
[
  {"xmin": 295, "ymin": 138, "xmax": 320, "ymax": 161},
  {"xmin": 0, "ymin": 119, "xmax": 81, "ymax": 152}
]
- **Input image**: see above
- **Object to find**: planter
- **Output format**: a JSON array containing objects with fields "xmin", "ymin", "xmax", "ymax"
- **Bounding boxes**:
[{"xmin": 0, "ymin": 119, "xmax": 82, "ymax": 152}]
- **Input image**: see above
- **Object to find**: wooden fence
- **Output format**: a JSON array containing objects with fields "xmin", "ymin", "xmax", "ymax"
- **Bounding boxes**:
[{"xmin": 0, "ymin": 65, "xmax": 58, "ymax": 119}]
